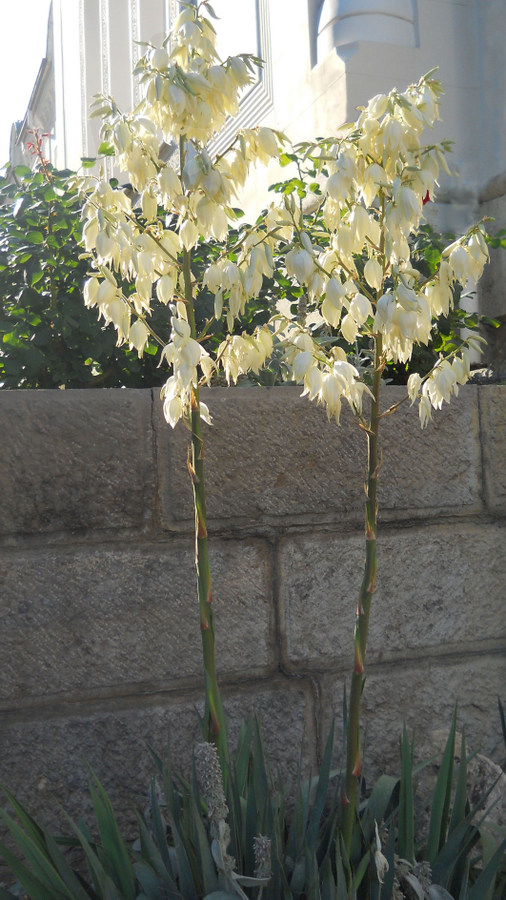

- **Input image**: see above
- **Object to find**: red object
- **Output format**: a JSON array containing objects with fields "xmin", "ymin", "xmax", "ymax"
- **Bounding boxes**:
[{"xmin": 422, "ymin": 191, "xmax": 431, "ymax": 205}]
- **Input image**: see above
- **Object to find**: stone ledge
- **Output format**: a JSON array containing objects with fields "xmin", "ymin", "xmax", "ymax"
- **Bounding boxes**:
[
  {"xmin": 0, "ymin": 389, "xmax": 154, "ymax": 537},
  {"xmin": 479, "ymin": 386, "xmax": 506, "ymax": 513},
  {"xmin": 156, "ymin": 385, "xmax": 482, "ymax": 528},
  {"xmin": 279, "ymin": 521, "xmax": 506, "ymax": 668},
  {"xmin": 0, "ymin": 538, "xmax": 274, "ymax": 702}
]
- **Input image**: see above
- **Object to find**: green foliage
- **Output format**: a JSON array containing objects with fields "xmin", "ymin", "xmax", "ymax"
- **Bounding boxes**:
[
  {"xmin": 0, "ymin": 164, "xmax": 166, "ymax": 389},
  {"xmin": 1, "ymin": 715, "xmax": 504, "ymax": 899}
]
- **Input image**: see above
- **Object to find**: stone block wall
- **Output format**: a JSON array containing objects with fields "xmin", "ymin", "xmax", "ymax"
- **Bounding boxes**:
[{"xmin": 0, "ymin": 385, "xmax": 504, "ymax": 836}]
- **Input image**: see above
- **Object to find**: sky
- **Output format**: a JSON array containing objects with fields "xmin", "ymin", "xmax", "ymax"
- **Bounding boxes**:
[{"xmin": 0, "ymin": 0, "xmax": 52, "ymax": 169}]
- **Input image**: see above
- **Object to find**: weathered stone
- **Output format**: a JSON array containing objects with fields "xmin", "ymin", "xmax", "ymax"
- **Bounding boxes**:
[
  {"xmin": 0, "ymin": 538, "xmax": 274, "ymax": 702},
  {"xmin": 155, "ymin": 385, "xmax": 481, "ymax": 528},
  {"xmin": 0, "ymin": 389, "xmax": 154, "ymax": 539},
  {"xmin": 479, "ymin": 386, "xmax": 506, "ymax": 513},
  {"xmin": 0, "ymin": 680, "xmax": 316, "ymax": 838},
  {"xmin": 319, "ymin": 653, "xmax": 506, "ymax": 782},
  {"xmin": 279, "ymin": 522, "xmax": 505, "ymax": 668}
]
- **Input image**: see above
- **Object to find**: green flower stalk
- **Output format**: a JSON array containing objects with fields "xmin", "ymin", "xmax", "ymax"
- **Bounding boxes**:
[
  {"xmin": 342, "ymin": 334, "xmax": 383, "ymax": 852},
  {"xmin": 182, "ymin": 228, "xmax": 227, "ymax": 750}
]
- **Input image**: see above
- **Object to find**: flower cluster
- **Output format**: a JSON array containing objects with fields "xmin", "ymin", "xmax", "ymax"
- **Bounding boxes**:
[
  {"xmin": 80, "ymin": 0, "xmax": 489, "ymax": 434},
  {"xmin": 80, "ymin": 1, "xmax": 283, "ymax": 427},
  {"xmin": 265, "ymin": 73, "xmax": 489, "ymax": 425}
]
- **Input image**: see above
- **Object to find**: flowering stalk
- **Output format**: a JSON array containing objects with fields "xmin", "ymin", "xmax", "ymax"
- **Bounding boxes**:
[
  {"xmin": 181, "ymin": 196, "xmax": 227, "ymax": 750},
  {"xmin": 266, "ymin": 74, "xmax": 490, "ymax": 871},
  {"xmin": 78, "ymin": 1, "xmax": 284, "ymax": 759},
  {"xmin": 342, "ymin": 335, "xmax": 383, "ymax": 852}
]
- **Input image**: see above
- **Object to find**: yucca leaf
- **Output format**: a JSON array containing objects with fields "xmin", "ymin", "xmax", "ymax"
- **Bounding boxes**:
[
  {"xmin": 252, "ymin": 720, "xmax": 269, "ymax": 817},
  {"xmin": 61, "ymin": 808, "xmax": 125, "ymax": 900},
  {"xmin": 398, "ymin": 724, "xmax": 415, "ymax": 863},
  {"xmin": 87, "ymin": 774, "xmax": 136, "ymax": 900},
  {"xmin": 149, "ymin": 778, "xmax": 176, "ymax": 879},
  {"xmin": 0, "ymin": 809, "xmax": 73, "ymax": 899},
  {"xmin": 380, "ymin": 823, "xmax": 396, "ymax": 900},
  {"xmin": 448, "ymin": 730, "xmax": 468, "ymax": 836},
  {"xmin": 0, "ymin": 837, "xmax": 69, "ymax": 900},
  {"xmin": 233, "ymin": 719, "xmax": 253, "ymax": 796},
  {"xmin": 0, "ymin": 888, "xmax": 18, "ymax": 899},
  {"xmin": 146, "ymin": 742, "xmax": 165, "ymax": 776},
  {"xmin": 167, "ymin": 812, "xmax": 198, "ymax": 899},
  {"xmin": 321, "ymin": 854, "xmax": 337, "ymax": 900},
  {"xmin": 133, "ymin": 860, "xmax": 167, "ymax": 897},
  {"xmin": 306, "ymin": 720, "xmax": 334, "ymax": 853},
  {"xmin": 190, "ymin": 791, "xmax": 218, "ymax": 893},
  {"xmin": 476, "ymin": 827, "xmax": 506, "ymax": 900},
  {"xmin": 38, "ymin": 830, "xmax": 93, "ymax": 900},
  {"xmin": 0, "ymin": 786, "xmax": 90, "ymax": 900},
  {"xmin": 467, "ymin": 835, "xmax": 506, "ymax": 900},
  {"xmin": 432, "ymin": 819, "xmax": 478, "ymax": 887},
  {"xmin": 243, "ymin": 777, "xmax": 258, "ymax": 877},
  {"xmin": 352, "ymin": 847, "xmax": 370, "ymax": 890},
  {"xmin": 135, "ymin": 810, "xmax": 180, "ymax": 891},
  {"xmin": 427, "ymin": 709, "xmax": 457, "ymax": 863},
  {"xmin": 335, "ymin": 838, "xmax": 349, "ymax": 900},
  {"xmin": 304, "ymin": 845, "xmax": 321, "ymax": 900},
  {"xmin": 360, "ymin": 774, "xmax": 398, "ymax": 846},
  {"xmin": 289, "ymin": 856, "xmax": 306, "ymax": 895},
  {"xmin": 458, "ymin": 855, "xmax": 471, "ymax": 899},
  {"xmin": 0, "ymin": 784, "xmax": 48, "ymax": 854}
]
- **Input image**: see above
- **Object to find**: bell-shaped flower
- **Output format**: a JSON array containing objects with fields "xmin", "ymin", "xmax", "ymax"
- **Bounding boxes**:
[
  {"xmin": 407, "ymin": 372, "xmax": 422, "ymax": 404},
  {"xmin": 128, "ymin": 318, "xmax": 150, "ymax": 357},
  {"xmin": 158, "ymin": 165, "xmax": 182, "ymax": 203},
  {"xmin": 301, "ymin": 365, "xmax": 322, "ymax": 401},
  {"xmin": 448, "ymin": 243, "xmax": 470, "ymax": 284},
  {"xmin": 349, "ymin": 293, "xmax": 372, "ymax": 326},
  {"xmin": 293, "ymin": 350, "xmax": 314, "ymax": 382},
  {"xmin": 84, "ymin": 277, "xmax": 100, "ymax": 309},
  {"xmin": 341, "ymin": 313, "xmax": 358, "ymax": 344},
  {"xmin": 364, "ymin": 257, "xmax": 383, "ymax": 291},
  {"xmin": 285, "ymin": 247, "xmax": 315, "ymax": 284},
  {"xmin": 179, "ymin": 218, "xmax": 199, "ymax": 250},
  {"xmin": 156, "ymin": 272, "xmax": 177, "ymax": 305}
]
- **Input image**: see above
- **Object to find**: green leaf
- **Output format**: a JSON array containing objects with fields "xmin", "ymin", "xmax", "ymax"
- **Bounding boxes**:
[
  {"xmin": 27, "ymin": 230, "xmax": 45, "ymax": 244},
  {"xmin": 398, "ymin": 724, "xmax": 415, "ymax": 863},
  {"xmin": 306, "ymin": 720, "xmax": 334, "ymax": 851},
  {"xmin": 97, "ymin": 142, "xmax": 115, "ymax": 156},
  {"xmin": 427, "ymin": 708, "xmax": 457, "ymax": 864},
  {"xmin": 0, "ymin": 810, "xmax": 72, "ymax": 899},
  {"xmin": 13, "ymin": 165, "xmax": 32, "ymax": 178},
  {"xmin": 467, "ymin": 836, "xmax": 506, "ymax": 900},
  {"xmin": 88, "ymin": 770, "xmax": 137, "ymax": 900},
  {"xmin": 81, "ymin": 157, "xmax": 97, "ymax": 168}
]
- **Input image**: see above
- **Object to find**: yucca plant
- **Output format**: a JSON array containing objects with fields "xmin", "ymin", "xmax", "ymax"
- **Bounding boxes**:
[{"xmin": 1, "ymin": 713, "xmax": 504, "ymax": 899}]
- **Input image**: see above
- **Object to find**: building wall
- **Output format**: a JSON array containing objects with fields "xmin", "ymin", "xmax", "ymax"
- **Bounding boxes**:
[{"xmin": 0, "ymin": 386, "xmax": 504, "ymax": 834}]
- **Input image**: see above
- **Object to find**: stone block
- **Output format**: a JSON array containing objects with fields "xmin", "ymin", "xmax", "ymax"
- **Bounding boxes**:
[
  {"xmin": 0, "ymin": 389, "xmax": 154, "ymax": 539},
  {"xmin": 0, "ymin": 538, "xmax": 274, "ymax": 703},
  {"xmin": 0, "ymin": 680, "xmax": 316, "ymax": 839},
  {"xmin": 319, "ymin": 652, "xmax": 506, "ymax": 783},
  {"xmin": 279, "ymin": 521, "xmax": 505, "ymax": 668},
  {"xmin": 478, "ymin": 193, "xmax": 506, "ymax": 321},
  {"xmin": 479, "ymin": 386, "xmax": 506, "ymax": 513},
  {"xmin": 156, "ymin": 385, "xmax": 481, "ymax": 528}
]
